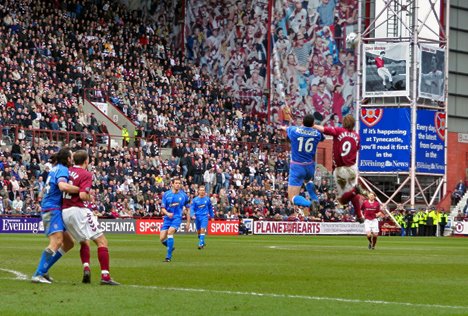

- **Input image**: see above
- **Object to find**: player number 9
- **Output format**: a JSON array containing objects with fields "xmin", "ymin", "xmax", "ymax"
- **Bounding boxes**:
[{"xmin": 341, "ymin": 141, "xmax": 351, "ymax": 157}]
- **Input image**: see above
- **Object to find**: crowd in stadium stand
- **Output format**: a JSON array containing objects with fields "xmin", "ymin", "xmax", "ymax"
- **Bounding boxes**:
[
  {"xmin": 184, "ymin": 0, "xmax": 358, "ymax": 125},
  {"xmin": 0, "ymin": 0, "xmax": 368, "ymax": 223}
]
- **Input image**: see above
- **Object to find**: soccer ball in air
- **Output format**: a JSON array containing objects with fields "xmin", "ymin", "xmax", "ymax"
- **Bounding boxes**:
[{"xmin": 346, "ymin": 32, "xmax": 358, "ymax": 45}]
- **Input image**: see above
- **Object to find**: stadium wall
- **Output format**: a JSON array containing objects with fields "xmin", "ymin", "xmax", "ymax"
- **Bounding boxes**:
[
  {"xmin": 317, "ymin": 138, "xmax": 334, "ymax": 171},
  {"xmin": 447, "ymin": 0, "xmax": 468, "ymax": 201},
  {"xmin": 447, "ymin": 133, "xmax": 468, "ymax": 188}
]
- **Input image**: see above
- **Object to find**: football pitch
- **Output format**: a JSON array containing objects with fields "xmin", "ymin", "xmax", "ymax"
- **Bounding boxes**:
[{"xmin": 0, "ymin": 234, "xmax": 467, "ymax": 316}]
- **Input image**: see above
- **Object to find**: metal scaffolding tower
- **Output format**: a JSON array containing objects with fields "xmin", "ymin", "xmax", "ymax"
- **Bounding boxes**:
[{"xmin": 356, "ymin": 0, "xmax": 450, "ymax": 211}]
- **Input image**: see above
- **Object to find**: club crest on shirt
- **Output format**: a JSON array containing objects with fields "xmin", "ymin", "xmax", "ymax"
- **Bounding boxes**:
[
  {"xmin": 360, "ymin": 108, "xmax": 383, "ymax": 127},
  {"xmin": 434, "ymin": 112, "xmax": 445, "ymax": 140}
]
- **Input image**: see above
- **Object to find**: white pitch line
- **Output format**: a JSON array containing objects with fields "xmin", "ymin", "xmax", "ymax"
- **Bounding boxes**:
[
  {"xmin": 2, "ymin": 267, "xmax": 467, "ymax": 311},
  {"xmin": 127, "ymin": 284, "xmax": 468, "ymax": 310},
  {"xmin": 0, "ymin": 268, "xmax": 28, "ymax": 280}
]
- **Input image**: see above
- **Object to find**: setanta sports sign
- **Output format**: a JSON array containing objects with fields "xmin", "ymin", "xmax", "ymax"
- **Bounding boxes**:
[
  {"xmin": 135, "ymin": 219, "xmax": 239, "ymax": 235},
  {"xmin": 209, "ymin": 221, "xmax": 239, "ymax": 235},
  {"xmin": 99, "ymin": 219, "xmax": 135, "ymax": 234}
]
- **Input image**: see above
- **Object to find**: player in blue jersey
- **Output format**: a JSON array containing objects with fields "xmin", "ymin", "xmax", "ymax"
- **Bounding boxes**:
[
  {"xmin": 159, "ymin": 177, "xmax": 190, "ymax": 262},
  {"xmin": 190, "ymin": 186, "xmax": 214, "ymax": 249},
  {"xmin": 280, "ymin": 114, "xmax": 324, "ymax": 208},
  {"xmin": 32, "ymin": 148, "xmax": 79, "ymax": 284}
]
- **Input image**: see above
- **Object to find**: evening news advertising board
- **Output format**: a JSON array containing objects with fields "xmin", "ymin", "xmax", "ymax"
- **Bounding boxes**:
[
  {"xmin": 419, "ymin": 45, "xmax": 446, "ymax": 102},
  {"xmin": 359, "ymin": 108, "xmax": 411, "ymax": 172},
  {"xmin": 363, "ymin": 43, "xmax": 410, "ymax": 98},
  {"xmin": 415, "ymin": 109, "xmax": 445, "ymax": 174},
  {"xmin": 359, "ymin": 108, "xmax": 445, "ymax": 174}
]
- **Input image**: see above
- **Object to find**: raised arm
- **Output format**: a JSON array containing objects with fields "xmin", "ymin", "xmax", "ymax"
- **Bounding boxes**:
[{"xmin": 313, "ymin": 124, "xmax": 325, "ymax": 133}]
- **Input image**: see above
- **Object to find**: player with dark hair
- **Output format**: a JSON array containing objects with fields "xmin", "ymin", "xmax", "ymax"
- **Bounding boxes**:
[
  {"xmin": 361, "ymin": 192, "xmax": 384, "ymax": 250},
  {"xmin": 32, "ymin": 148, "xmax": 79, "ymax": 284},
  {"xmin": 279, "ymin": 114, "xmax": 324, "ymax": 209},
  {"xmin": 314, "ymin": 114, "xmax": 364, "ymax": 222},
  {"xmin": 62, "ymin": 150, "xmax": 119, "ymax": 285},
  {"xmin": 374, "ymin": 51, "xmax": 393, "ymax": 88},
  {"xmin": 190, "ymin": 186, "xmax": 214, "ymax": 249},
  {"xmin": 160, "ymin": 177, "xmax": 190, "ymax": 262},
  {"xmin": 421, "ymin": 55, "xmax": 444, "ymax": 96}
]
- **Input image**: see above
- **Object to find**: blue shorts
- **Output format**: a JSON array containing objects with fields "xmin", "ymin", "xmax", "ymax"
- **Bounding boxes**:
[
  {"xmin": 288, "ymin": 163, "xmax": 316, "ymax": 187},
  {"xmin": 162, "ymin": 216, "xmax": 182, "ymax": 231},
  {"xmin": 195, "ymin": 217, "xmax": 209, "ymax": 231},
  {"xmin": 42, "ymin": 210, "xmax": 65, "ymax": 236}
]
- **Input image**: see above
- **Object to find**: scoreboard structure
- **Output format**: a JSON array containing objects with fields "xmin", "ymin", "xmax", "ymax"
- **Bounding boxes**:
[{"xmin": 355, "ymin": 0, "xmax": 449, "ymax": 211}]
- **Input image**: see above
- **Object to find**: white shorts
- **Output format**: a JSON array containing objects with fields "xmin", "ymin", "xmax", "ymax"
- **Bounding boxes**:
[
  {"xmin": 334, "ymin": 166, "xmax": 358, "ymax": 198},
  {"xmin": 377, "ymin": 67, "xmax": 392, "ymax": 81},
  {"xmin": 364, "ymin": 219, "xmax": 379, "ymax": 234},
  {"xmin": 62, "ymin": 206, "xmax": 103, "ymax": 243}
]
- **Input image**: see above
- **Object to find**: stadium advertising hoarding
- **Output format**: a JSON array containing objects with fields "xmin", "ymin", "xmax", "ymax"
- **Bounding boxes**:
[
  {"xmin": 415, "ymin": 110, "xmax": 445, "ymax": 174},
  {"xmin": 453, "ymin": 222, "xmax": 468, "ymax": 235},
  {"xmin": 98, "ymin": 219, "xmax": 136, "ymax": 234},
  {"xmin": 0, "ymin": 217, "xmax": 44, "ymax": 234},
  {"xmin": 363, "ymin": 43, "xmax": 409, "ymax": 97},
  {"xmin": 253, "ymin": 221, "xmax": 364, "ymax": 235},
  {"xmin": 359, "ymin": 108, "xmax": 411, "ymax": 172},
  {"xmin": 0, "ymin": 218, "xmax": 239, "ymax": 235},
  {"xmin": 136, "ymin": 220, "xmax": 239, "ymax": 235},
  {"xmin": 419, "ymin": 45, "xmax": 445, "ymax": 101}
]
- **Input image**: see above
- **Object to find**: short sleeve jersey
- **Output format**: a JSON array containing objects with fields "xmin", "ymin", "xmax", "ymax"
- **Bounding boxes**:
[
  {"xmin": 162, "ymin": 189, "xmax": 189, "ymax": 219},
  {"xmin": 287, "ymin": 126, "xmax": 324, "ymax": 163},
  {"xmin": 362, "ymin": 200, "xmax": 381, "ymax": 220},
  {"xmin": 375, "ymin": 56, "xmax": 385, "ymax": 68},
  {"xmin": 41, "ymin": 164, "xmax": 69, "ymax": 211},
  {"xmin": 323, "ymin": 126, "xmax": 360, "ymax": 168},
  {"xmin": 62, "ymin": 166, "xmax": 93, "ymax": 209},
  {"xmin": 190, "ymin": 196, "xmax": 214, "ymax": 218}
]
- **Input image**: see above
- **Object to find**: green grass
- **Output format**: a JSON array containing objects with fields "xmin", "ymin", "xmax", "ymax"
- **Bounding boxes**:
[{"xmin": 0, "ymin": 234, "xmax": 467, "ymax": 315}]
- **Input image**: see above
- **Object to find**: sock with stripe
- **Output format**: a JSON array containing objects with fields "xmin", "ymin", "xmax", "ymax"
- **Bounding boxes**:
[
  {"xmin": 43, "ymin": 248, "xmax": 66, "ymax": 274},
  {"xmin": 34, "ymin": 248, "xmax": 54, "ymax": 276}
]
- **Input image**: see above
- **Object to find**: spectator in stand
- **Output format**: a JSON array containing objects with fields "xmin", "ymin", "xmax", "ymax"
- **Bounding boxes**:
[
  {"xmin": 12, "ymin": 195, "xmax": 24, "ymax": 214},
  {"xmin": 0, "ymin": 0, "xmax": 365, "ymax": 225},
  {"xmin": 455, "ymin": 209, "xmax": 465, "ymax": 221},
  {"xmin": 452, "ymin": 179, "xmax": 466, "ymax": 205}
]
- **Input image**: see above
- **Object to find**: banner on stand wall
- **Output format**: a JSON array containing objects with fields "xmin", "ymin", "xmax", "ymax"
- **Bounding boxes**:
[{"xmin": 363, "ymin": 43, "xmax": 410, "ymax": 98}]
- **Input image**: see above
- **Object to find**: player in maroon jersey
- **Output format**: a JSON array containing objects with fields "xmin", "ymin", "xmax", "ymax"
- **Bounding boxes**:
[
  {"xmin": 361, "ymin": 192, "xmax": 384, "ymax": 250},
  {"xmin": 374, "ymin": 51, "xmax": 393, "ymax": 88},
  {"xmin": 314, "ymin": 114, "xmax": 364, "ymax": 222},
  {"xmin": 62, "ymin": 150, "xmax": 119, "ymax": 285}
]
